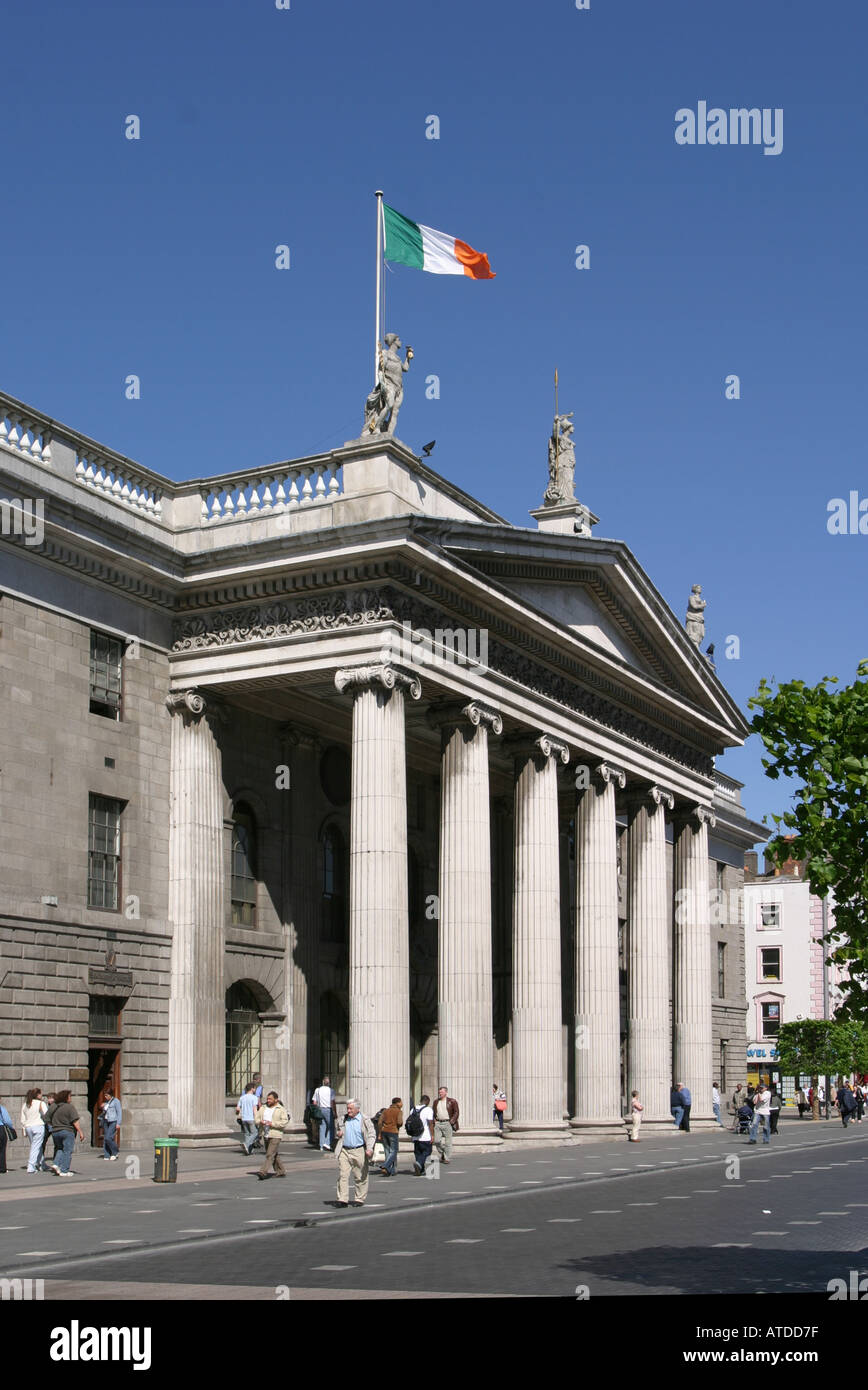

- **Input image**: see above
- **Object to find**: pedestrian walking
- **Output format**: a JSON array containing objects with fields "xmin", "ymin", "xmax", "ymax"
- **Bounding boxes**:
[
  {"xmin": 729, "ymin": 1084, "xmax": 744, "ymax": 1131},
  {"xmin": 493, "ymin": 1084, "xmax": 507, "ymax": 1132},
  {"xmin": 407, "ymin": 1094, "xmax": 434, "ymax": 1175},
  {"xmin": 20, "ymin": 1088, "xmax": 48, "ymax": 1172},
  {"xmin": 838, "ymin": 1082, "xmax": 857, "ymax": 1128},
  {"xmin": 236, "ymin": 1082, "xmax": 259, "ymax": 1155},
  {"xmin": 312, "ymin": 1075, "xmax": 336, "ymax": 1152},
  {"xmin": 629, "ymin": 1090, "xmax": 644, "ymax": 1142},
  {"xmin": 768, "ymin": 1085, "xmax": 781, "ymax": 1135},
  {"xmin": 855, "ymin": 1084, "xmax": 865, "ymax": 1123},
  {"xmin": 712, "ymin": 1082, "xmax": 723, "ymax": 1126},
  {"xmin": 433, "ymin": 1086, "xmax": 459, "ymax": 1163},
  {"xmin": 796, "ymin": 1087, "xmax": 808, "ymax": 1119},
  {"xmin": 670, "ymin": 1084, "xmax": 684, "ymax": 1130},
  {"xmin": 377, "ymin": 1098, "xmax": 403, "ymax": 1176},
  {"xmin": 44, "ymin": 1091, "xmax": 85, "ymax": 1175},
  {"xmin": 0, "ymin": 1096, "xmax": 15, "ymax": 1174},
  {"xmin": 100, "ymin": 1089, "xmax": 122, "ymax": 1160},
  {"xmin": 256, "ymin": 1091, "xmax": 289, "ymax": 1179},
  {"xmin": 334, "ymin": 1099, "xmax": 375, "ymax": 1207},
  {"xmin": 748, "ymin": 1083, "xmax": 772, "ymax": 1145},
  {"xmin": 40, "ymin": 1093, "xmax": 58, "ymax": 1166}
]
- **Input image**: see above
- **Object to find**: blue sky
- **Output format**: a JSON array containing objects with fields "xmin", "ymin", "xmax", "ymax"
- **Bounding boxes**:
[{"xmin": 3, "ymin": 0, "xmax": 865, "ymax": 837}]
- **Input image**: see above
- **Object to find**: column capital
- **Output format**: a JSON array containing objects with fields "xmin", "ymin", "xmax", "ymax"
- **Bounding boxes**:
[
  {"xmin": 427, "ymin": 700, "xmax": 503, "ymax": 736},
  {"xmin": 673, "ymin": 803, "xmax": 717, "ymax": 831},
  {"xmin": 625, "ymin": 783, "xmax": 675, "ymax": 813},
  {"xmin": 578, "ymin": 761, "xmax": 627, "ymax": 791},
  {"xmin": 334, "ymin": 663, "xmax": 422, "ymax": 701},
  {"xmin": 506, "ymin": 731, "xmax": 570, "ymax": 765},
  {"xmin": 165, "ymin": 687, "xmax": 227, "ymax": 724}
]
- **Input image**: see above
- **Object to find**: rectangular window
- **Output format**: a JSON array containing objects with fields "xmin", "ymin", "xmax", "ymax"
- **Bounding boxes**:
[
  {"xmin": 717, "ymin": 942, "xmax": 726, "ymax": 998},
  {"xmin": 88, "ymin": 997, "xmax": 123, "ymax": 1037},
  {"xmin": 759, "ymin": 901, "xmax": 781, "ymax": 928},
  {"xmin": 716, "ymin": 862, "xmax": 725, "ymax": 894},
  {"xmin": 761, "ymin": 1001, "xmax": 781, "ymax": 1037},
  {"xmin": 88, "ymin": 794, "xmax": 122, "ymax": 910},
  {"xmin": 89, "ymin": 630, "xmax": 124, "ymax": 719},
  {"xmin": 761, "ymin": 947, "xmax": 781, "ymax": 981}
]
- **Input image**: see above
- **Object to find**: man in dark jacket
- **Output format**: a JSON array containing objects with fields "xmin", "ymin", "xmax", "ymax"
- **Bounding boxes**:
[
  {"xmin": 433, "ymin": 1087, "xmax": 459, "ymax": 1164},
  {"xmin": 670, "ymin": 1086, "xmax": 684, "ymax": 1129},
  {"xmin": 678, "ymin": 1083, "xmax": 692, "ymax": 1132},
  {"xmin": 838, "ymin": 1082, "xmax": 858, "ymax": 1128}
]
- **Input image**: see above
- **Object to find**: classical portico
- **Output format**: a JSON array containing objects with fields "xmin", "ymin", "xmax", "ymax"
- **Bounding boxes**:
[{"xmin": 0, "ymin": 382, "xmax": 763, "ymax": 1145}]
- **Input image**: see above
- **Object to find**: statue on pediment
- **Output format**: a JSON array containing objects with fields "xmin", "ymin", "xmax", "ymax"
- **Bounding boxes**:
[
  {"xmin": 685, "ymin": 584, "xmax": 706, "ymax": 646},
  {"xmin": 544, "ymin": 412, "xmax": 576, "ymax": 505}
]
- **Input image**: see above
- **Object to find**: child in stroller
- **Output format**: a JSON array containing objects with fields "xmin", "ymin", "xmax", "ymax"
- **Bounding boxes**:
[{"xmin": 736, "ymin": 1102, "xmax": 753, "ymax": 1135}]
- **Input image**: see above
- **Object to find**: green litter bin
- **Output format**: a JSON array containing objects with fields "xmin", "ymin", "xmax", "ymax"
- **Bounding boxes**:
[{"xmin": 153, "ymin": 1137, "xmax": 179, "ymax": 1183}]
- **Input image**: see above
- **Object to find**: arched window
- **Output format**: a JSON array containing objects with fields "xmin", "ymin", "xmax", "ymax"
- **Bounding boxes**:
[
  {"xmin": 225, "ymin": 982, "xmax": 261, "ymax": 1095},
  {"xmin": 322, "ymin": 824, "xmax": 347, "ymax": 942},
  {"xmin": 231, "ymin": 802, "xmax": 258, "ymax": 927},
  {"xmin": 320, "ymin": 991, "xmax": 348, "ymax": 1093}
]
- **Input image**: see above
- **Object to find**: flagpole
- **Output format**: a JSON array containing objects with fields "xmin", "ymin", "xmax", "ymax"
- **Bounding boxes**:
[{"xmin": 375, "ymin": 190, "xmax": 384, "ymax": 384}]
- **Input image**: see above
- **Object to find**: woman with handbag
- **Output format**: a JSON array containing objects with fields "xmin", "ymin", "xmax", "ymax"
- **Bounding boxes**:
[
  {"xmin": 0, "ymin": 1096, "xmax": 16, "ymax": 1174},
  {"xmin": 492, "ymin": 1084, "xmax": 507, "ymax": 1132},
  {"xmin": 20, "ymin": 1088, "xmax": 47, "ymax": 1172}
]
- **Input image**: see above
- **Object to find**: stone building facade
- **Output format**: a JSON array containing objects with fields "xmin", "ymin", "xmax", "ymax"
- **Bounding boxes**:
[{"xmin": 0, "ymin": 388, "xmax": 765, "ymax": 1145}]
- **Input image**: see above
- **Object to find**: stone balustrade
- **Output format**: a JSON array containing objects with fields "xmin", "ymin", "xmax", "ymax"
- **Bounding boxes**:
[
  {"xmin": 74, "ymin": 449, "xmax": 164, "ymax": 519},
  {"xmin": 199, "ymin": 460, "xmax": 341, "ymax": 523},
  {"xmin": 0, "ymin": 406, "xmax": 52, "ymax": 466}
]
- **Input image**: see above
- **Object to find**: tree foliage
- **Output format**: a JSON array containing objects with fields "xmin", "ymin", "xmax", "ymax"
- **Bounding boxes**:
[{"xmin": 749, "ymin": 662, "xmax": 868, "ymax": 1016}]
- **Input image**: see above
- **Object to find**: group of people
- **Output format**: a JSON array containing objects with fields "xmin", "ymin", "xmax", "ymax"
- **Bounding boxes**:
[
  {"xmin": 240, "ymin": 1072, "xmax": 466, "ymax": 1206},
  {"xmin": 0, "ymin": 1087, "xmax": 122, "ymax": 1176}
]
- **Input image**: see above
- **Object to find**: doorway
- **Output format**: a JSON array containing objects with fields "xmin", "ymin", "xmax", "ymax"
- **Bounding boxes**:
[{"xmin": 88, "ymin": 1046, "xmax": 121, "ymax": 1148}]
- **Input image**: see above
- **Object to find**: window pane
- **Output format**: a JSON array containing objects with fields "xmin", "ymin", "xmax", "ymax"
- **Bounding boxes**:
[
  {"xmin": 89, "ymin": 630, "xmax": 123, "ymax": 718},
  {"xmin": 88, "ymin": 795, "xmax": 121, "ymax": 909},
  {"xmin": 231, "ymin": 807, "xmax": 257, "ymax": 927}
]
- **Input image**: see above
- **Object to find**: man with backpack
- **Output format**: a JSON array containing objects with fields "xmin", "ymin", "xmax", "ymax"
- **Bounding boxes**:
[{"xmin": 406, "ymin": 1094, "xmax": 434, "ymax": 1175}]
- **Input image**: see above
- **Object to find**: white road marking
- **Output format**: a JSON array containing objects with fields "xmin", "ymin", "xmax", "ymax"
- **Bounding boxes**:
[
  {"xmin": 447, "ymin": 1238, "xmax": 483, "ymax": 1244},
  {"xmin": 589, "ymin": 1209, "xmax": 621, "ymax": 1214},
  {"xmin": 520, "ymin": 1180, "xmax": 542, "ymax": 1185},
  {"xmin": 103, "ymin": 1240, "xmax": 142, "ymax": 1245},
  {"xmin": 67, "ymin": 1218, "xmax": 98, "ymax": 1222},
  {"xmin": 752, "ymin": 1231, "xmax": 789, "ymax": 1236},
  {"xmin": 14, "ymin": 1251, "xmax": 62, "ymax": 1256},
  {"xmin": 0, "ymin": 1226, "xmax": 25, "ymax": 1230},
  {"xmin": 548, "ymin": 1218, "xmax": 581, "ymax": 1223},
  {"xmin": 313, "ymin": 1265, "xmax": 356, "ymax": 1271},
  {"xmin": 628, "ymin": 1202, "xmax": 657, "ymax": 1206},
  {"xmin": 382, "ymin": 1251, "xmax": 423, "ymax": 1257},
  {"xmin": 501, "ymin": 1228, "xmax": 534, "ymax": 1232},
  {"xmin": 788, "ymin": 1221, "xmax": 820, "ymax": 1225},
  {"xmin": 134, "ymin": 1210, "xmax": 159, "ymax": 1214},
  {"xmin": 246, "ymin": 1219, "xmax": 279, "ymax": 1224},
  {"xmin": 816, "ymin": 1211, "xmax": 848, "ymax": 1216},
  {"xmin": 177, "ymin": 1228, "xmax": 214, "ymax": 1234},
  {"xmin": 663, "ymin": 1196, "xmax": 690, "ymax": 1200}
]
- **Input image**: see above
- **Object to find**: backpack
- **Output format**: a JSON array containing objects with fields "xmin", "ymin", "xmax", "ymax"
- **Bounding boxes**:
[{"xmin": 405, "ymin": 1106, "xmax": 424, "ymax": 1138}]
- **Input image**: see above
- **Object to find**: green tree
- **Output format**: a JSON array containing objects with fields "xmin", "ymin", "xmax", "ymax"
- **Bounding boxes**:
[
  {"xmin": 775, "ymin": 1020, "xmax": 838, "ymax": 1119},
  {"xmin": 749, "ymin": 662, "xmax": 868, "ymax": 1016}
]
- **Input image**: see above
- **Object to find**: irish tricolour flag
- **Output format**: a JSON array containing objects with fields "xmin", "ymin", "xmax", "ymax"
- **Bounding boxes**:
[{"xmin": 383, "ymin": 203, "xmax": 495, "ymax": 279}]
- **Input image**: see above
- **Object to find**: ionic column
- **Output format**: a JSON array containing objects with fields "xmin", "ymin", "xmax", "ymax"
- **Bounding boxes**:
[
  {"xmin": 281, "ymin": 724, "xmax": 321, "ymax": 1128},
  {"xmin": 334, "ymin": 663, "xmax": 421, "ymax": 1112},
  {"xmin": 509, "ymin": 733, "xmax": 570, "ymax": 1137},
  {"xmin": 572, "ymin": 762, "xmax": 626, "ymax": 1133},
  {"xmin": 166, "ymin": 689, "xmax": 230, "ymax": 1135},
  {"xmin": 626, "ymin": 784, "xmax": 675, "ymax": 1125},
  {"xmin": 429, "ymin": 701, "xmax": 501, "ymax": 1132},
  {"xmin": 673, "ymin": 805, "xmax": 716, "ymax": 1123}
]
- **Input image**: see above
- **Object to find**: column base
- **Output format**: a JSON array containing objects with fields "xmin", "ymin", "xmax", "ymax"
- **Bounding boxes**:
[
  {"xmin": 167, "ymin": 1128, "xmax": 238, "ymax": 1148},
  {"xmin": 570, "ymin": 1118, "xmax": 630, "ymax": 1141},
  {"xmin": 503, "ymin": 1121, "xmax": 573, "ymax": 1145}
]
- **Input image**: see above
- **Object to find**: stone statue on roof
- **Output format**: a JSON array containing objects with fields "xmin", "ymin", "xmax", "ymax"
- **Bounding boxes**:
[
  {"xmin": 685, "ymin": 584, "xmax": 706, "ymax": 646},
  {"xmin": 364, "ymin": 333, "xmax": 414, "ymax": 436},
  {"xmin": 544, "ymin": 412, "xmax": 576, "ymax": 505}
]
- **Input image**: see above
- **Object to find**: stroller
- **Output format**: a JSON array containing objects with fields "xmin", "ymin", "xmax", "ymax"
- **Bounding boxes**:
[{"xmin": 736, "ymin": 1103, "xmax": 753, "ymax": 1136}]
